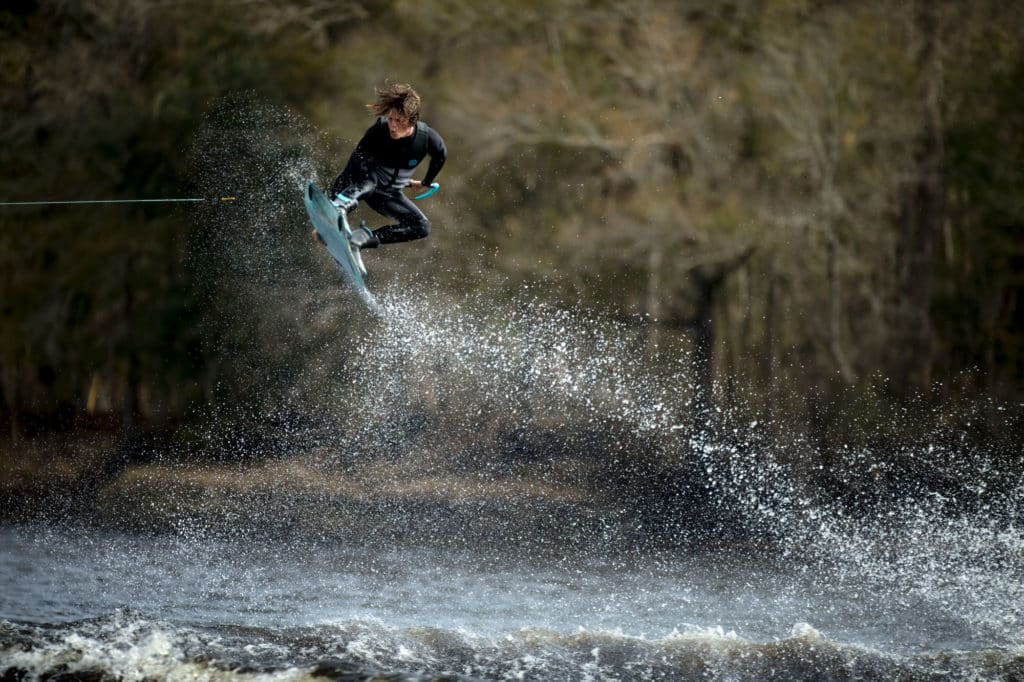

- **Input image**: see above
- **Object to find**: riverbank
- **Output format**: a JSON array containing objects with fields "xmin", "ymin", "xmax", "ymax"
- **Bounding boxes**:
[
  {"xmin": 0, "ymin": 431, "xmax": 708, "ymax": 555},
  {"xmin": 4, "ymin": 413, "xmax": 1018, "ymax": 559}
]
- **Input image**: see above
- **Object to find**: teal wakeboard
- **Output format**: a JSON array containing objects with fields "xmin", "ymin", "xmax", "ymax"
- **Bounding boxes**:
[{"xmin": 304, "ymin": 181, "xmax": 371, "ymax": 298}]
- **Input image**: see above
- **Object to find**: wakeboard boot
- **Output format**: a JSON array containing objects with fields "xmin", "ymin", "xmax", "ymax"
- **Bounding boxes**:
[
  {"xmin": 348, "ymin": 223, "xmax": 379, "ymax": 276},
  {"xmin": 331, "ymin": 192, "xmax": 358, "ymax": 214}
]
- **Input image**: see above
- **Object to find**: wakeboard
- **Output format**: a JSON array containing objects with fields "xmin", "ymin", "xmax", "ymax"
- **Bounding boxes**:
[{"xmin": 304, "ymin": 181, "xmax": 371, "ymax": 296}]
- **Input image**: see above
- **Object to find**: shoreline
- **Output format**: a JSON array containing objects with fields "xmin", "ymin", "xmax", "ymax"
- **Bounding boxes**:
[{"xmin": 0, "ymin": 439, "xmax": 740, "ymax": 557}]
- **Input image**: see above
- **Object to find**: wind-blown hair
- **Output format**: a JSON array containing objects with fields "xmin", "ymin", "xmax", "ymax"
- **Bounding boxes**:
[{"xmin": 368, "ymin": 82, "xmax": 421, "ymax": 123}]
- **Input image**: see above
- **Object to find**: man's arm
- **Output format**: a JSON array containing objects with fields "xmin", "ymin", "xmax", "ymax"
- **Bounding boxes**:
[
  {"xmin": 353, "ymin": 119, "xmax": 388, "ymax": 160},
  {"xmin": 419, "ymin": 127, "xmax": 447, "ymax": 186}
]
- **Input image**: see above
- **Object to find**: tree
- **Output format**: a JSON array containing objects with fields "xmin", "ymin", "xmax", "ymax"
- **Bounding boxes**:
[{"xmin": 0, "ymin": 0, "xmax": 338, "ymax": 433}]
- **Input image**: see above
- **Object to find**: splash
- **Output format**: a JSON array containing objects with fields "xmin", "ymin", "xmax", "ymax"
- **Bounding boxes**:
[
  {"xmin": 290, "ymin": 283, "xmax": 1024, "ymax": 649},
  {"xmin": 178, "ymin": 94, "xmax": 1024, "ymax": 661}
]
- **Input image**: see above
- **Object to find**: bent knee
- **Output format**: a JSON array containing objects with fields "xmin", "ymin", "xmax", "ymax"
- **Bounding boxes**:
[{"xmin": 409, "ymin": 218, "xmax": 430, "ymax": 240}]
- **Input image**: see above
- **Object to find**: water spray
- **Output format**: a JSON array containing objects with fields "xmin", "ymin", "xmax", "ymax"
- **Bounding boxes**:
[
  {"xmin": 0, "ymin": 184, "xmax": 436, "ymax": 207},
  {"xmin": 0, "ymin": 196, "xmax": 237, "ymax": 207}
]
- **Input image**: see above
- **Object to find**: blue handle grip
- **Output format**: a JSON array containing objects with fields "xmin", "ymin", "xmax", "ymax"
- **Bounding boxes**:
[{"xmin": 413, "ymin": 183, "xmax": 440, "ymax": 200}]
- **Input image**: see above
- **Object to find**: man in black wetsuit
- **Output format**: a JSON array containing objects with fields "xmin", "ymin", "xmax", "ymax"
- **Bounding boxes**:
[{"xmin": 325, "ymin": 82, "xmax": 447, "ymax": 270}]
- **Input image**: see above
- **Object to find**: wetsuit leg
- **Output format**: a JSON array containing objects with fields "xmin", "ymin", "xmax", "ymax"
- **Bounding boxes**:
[
  {"xmin": 329, "ymin": 152, "xmax": 376, "ymax": 202},
  {"xmin": 363, "ymin": 190, "xmax": 431, "ymax": 244}
]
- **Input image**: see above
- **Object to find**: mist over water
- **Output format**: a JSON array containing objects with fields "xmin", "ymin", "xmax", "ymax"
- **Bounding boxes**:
[{"xmin": 3, "ymin": 98, "xmax": 1022, "ymax": 680}]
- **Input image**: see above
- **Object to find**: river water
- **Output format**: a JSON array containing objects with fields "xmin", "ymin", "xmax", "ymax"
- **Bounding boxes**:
[{"xmin": 2, "ymin": 511, "xmax": 1022, "ymax": 681}]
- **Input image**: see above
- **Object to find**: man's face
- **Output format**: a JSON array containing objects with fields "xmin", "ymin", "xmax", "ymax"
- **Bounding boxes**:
[{"xmin": 387, "ymin": 109, "xmax": 415, "ymax": 139}]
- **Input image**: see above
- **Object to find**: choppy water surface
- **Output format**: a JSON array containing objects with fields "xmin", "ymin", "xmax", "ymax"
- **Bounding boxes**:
[{"xmin": 2, "ymin": 517, "xmax": 1022, "ymax": 681}]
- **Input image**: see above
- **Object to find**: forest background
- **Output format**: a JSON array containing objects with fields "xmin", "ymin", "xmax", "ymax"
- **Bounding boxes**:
[{"xmin": 1, "ymin": 0, "xmax": 1022, "ymax": 525}]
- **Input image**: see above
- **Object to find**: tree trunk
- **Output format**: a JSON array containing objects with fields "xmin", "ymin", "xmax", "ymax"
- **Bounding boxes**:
[
  {"xmin": 762, "ymin": 255, "xmax": 778, "ymax": 395},
  {"xmin": 690, "ymin": 272, "xmax": 717, "ymax": 419},
  {"xmin": 121, "ymin": 255, "xmax": 140, "ymax": 432},
  {"xmin": 645, "ymin": 244, "xmax": 663, "ymax": 355},
  {"xmin": 827, "ymin": 232, "xmax": 856, "ymax": 383},
  {"xmin": 889, "ymin": 6, "xmax": 945, "ymax": 396},
  {"xmin": 687, "ymin": 247, "xmax": 756, "ymax": 424},
  {"xmin": 1, "ymin": 364, "xmax": 18, "ymax": 445}
]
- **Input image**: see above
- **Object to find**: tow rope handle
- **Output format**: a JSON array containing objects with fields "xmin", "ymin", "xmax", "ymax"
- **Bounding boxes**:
[{"xmin": 413, "ymin": 183, "xmax": 440, "ymax": 201}]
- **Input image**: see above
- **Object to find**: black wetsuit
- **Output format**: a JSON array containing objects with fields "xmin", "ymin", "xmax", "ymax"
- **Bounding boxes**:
[{"xmin": 330, "ymin": 117, "xmax": 447, "ymax": 245}]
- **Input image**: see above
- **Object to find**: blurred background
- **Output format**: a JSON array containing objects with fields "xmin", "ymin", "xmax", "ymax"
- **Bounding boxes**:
[{"xmin": 0, "ymin": 0, "xmax": 1021, "ymax": 497}]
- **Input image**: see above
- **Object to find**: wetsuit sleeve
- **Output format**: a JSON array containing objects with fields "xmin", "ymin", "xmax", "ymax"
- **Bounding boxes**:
[
  {"xmin": 420, "ymin": 127, "xmax": 447, "ymax": 186},
  {"xmin": 353, "ymin": 119, "xmax": 387, "ymax": 161}
]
